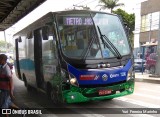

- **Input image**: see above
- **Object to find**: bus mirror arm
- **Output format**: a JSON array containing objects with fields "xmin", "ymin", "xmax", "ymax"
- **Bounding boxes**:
[
  {"xmin": 124, "ymin": 22, "xmax": 130, "ymax": 37},
  {"xmin": 42, "ymin": 26, "xmax": 49, "ymax": 40},
  {"xmin": 18, "ymin": 36, "xmax": 22, "ymax": 42}
]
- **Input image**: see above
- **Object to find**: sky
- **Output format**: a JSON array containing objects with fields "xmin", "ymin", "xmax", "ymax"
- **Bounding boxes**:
[{"xmin": 0, "ymin": 0, "xmax": 147, "ymax": 43}]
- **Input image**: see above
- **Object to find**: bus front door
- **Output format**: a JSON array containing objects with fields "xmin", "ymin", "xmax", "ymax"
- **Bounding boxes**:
[
  {"xmin": 15, "ymin": 38, "xmax": 22, "ymax": 80},
  {"xmin": 34, "ymin": 29, "xmax": 45, "ymax": 89}
]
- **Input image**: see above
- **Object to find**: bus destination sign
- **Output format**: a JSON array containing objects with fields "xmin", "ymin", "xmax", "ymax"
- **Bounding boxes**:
[{"xmin": 64, "ymin": 17, "xmax": 93, "ymax": 25}]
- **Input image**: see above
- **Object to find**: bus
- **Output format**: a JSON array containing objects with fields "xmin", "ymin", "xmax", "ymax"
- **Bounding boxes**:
[{"xmin": 13, "ymin": 10, "xmax": 134, "ymax": 104}]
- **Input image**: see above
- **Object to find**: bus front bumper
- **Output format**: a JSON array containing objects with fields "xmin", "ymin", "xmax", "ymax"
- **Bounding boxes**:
[{"xmin": 63, "ymin": 79, "xmax": 134, "ymax": 103}]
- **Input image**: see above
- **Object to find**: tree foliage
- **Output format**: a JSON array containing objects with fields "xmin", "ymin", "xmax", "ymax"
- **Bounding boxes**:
[
  {"xmin": 98, "ymin": 0, "xmax": 124, "ymax": 13},
  {"xmin": 113, "ymin": 9, "xmax": 135, "ymax": 47},
  {"xmin": 0, "ymin": 40, "xmax": 7, "ymax": 48},
  {"xmin": 0, "ymin": 40, "xmax": 13, "ymax": 52}
]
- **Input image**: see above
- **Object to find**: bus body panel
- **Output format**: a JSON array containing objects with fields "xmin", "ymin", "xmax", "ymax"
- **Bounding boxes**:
[
  {"xmin": 67, "ymin": 60, "xmax": 132, "ymax": 85},
  {"xmin": 63, "ymin": 79, "xmax": 134, "ymax": 103},
  {"xmin": 14, "ymin": 13, "xmax": 56, "ymax": 88}
]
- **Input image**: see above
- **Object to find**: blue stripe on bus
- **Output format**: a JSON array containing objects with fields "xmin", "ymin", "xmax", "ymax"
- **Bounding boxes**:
[
  {"xmin": 15, "ymin": 59, "xmax": 35, "ymax": 70},
  {"xmin": 67, "ymin": 59, "xmax": 132, "ymax": 85}
]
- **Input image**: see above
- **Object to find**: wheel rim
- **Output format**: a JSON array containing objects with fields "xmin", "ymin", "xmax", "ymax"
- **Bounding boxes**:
[{"xmin": 50, "ymin": 90, "xmax": 57, "ymax": 103}]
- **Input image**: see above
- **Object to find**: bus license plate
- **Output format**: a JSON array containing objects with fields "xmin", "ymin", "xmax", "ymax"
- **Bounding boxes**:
[{"xmin": 98, "ymin": 89, "xmax": 112, "ymax": 95}]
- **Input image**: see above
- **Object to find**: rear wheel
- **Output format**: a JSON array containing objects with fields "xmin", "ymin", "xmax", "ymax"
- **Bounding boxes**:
[
  {"xmin": 23, "ymin": 74, "xmax": 34, "ymax": 92},
  {"xmin": 149, "ymin": 66, "xmax": 155, "ymax": 74},
  {"xmin": 23, "ymin": 74, "xmax": 27, "ymax": 87}
]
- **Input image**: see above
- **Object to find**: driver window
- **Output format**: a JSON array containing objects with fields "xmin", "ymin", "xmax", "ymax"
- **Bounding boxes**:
[{"xmin": 108, "ymin": 31, "xmax": 128, "ymax": 55}]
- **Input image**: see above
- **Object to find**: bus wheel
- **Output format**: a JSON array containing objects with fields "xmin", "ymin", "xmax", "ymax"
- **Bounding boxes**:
[
  {"xmin": 23, "ymin": 74, "xmax": 27, "ymax": 87},
  {"xmin": 50, "ymin": 88, "xmax": 59, "ymax": 104},
  {"xmin": 27, "ymin": 84, "xmax": 33, "ymax": 91},
  {"xmin": 23, "ymin": 74, "xmax": 33, "ymax": 91}
]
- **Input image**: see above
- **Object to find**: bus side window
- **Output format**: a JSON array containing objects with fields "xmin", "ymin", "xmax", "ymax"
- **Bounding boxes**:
[{"xmin": 42, "ymin": 26, "xmax": 57, "ymax": 64}]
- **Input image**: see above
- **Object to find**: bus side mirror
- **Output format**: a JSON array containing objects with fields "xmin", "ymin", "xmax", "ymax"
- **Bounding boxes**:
[
  {"xmin": 42, "ymin": 26, "xmax": 49, "ymax": 40},
  {"xmin": 124, "ymin": 22, "xmax": 130, "ymax": 36},
  {"xmin": 18, "ymin": 36, "xmax": 22, "ymax": 42}
]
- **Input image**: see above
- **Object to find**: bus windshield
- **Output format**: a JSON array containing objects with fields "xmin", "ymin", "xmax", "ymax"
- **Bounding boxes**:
[
  {"xmin": 57, "ymin": 11, "xmax": 130, "ymax": 59},
  {"xmin": 92, "ymin": 13, "xmax": 130, "ymax": 58}
]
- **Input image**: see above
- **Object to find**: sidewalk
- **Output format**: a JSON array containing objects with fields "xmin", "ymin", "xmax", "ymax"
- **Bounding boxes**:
[{"xmin": 135, "ymin": 72, "xmax": 160, "ymax": 84}]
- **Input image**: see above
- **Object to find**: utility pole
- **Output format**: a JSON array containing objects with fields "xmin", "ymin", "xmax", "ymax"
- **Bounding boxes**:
[{"xmin": 3, "ymin": 30, "xmax": 7, "ymax": 53}]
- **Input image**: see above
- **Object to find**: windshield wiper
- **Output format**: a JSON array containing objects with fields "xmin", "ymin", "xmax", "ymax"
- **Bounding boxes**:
[
  {"xmin": 81, "ymin": 30, "xmax": 97, "ymax": 60},
  {"xmin": 97, "ymin": 26, "xmax": 122, "ymax": 59}
]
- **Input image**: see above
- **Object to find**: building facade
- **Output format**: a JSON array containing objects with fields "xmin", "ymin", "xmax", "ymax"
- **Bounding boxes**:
[{"xmin": 140, "ymin": 0, "xmax": 160, "ymax": 44}]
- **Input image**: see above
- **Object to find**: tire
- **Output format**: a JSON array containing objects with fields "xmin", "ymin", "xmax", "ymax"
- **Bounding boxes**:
[
  {"xmin": 47, "ymin": 86, "xmax": 59, "ymax": 104},
  {"xmin": 50, "ymin": 88, "xmax": 59, "ymax": 104},
  {"xmin": 149, "ymin": 66, "xmax": 155, "ymax": 74},
  {"xmin": 23, "ymin": 74, "xmax": 33, "ymax": 92},
  {"xmin": 26, "ymin": 84, "xmax": 33, "ymax": 92},
  {"xmin": 23, "ymin": 74, "xmax": 27, "ymax": 87}
]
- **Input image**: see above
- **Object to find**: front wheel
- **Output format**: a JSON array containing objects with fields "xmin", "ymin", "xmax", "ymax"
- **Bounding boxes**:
[{"xmin": 48, "ymin": 87, "xmax": 61, "ymax": 105}]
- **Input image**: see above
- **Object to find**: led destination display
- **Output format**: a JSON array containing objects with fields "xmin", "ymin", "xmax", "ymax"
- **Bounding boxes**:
[{"xmin": 64, "ymin": 17, "xmax": 93, "ymax": 25}]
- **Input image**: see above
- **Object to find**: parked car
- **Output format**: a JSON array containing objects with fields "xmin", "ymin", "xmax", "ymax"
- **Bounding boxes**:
[
  {"xmin": 146, "ymin": 53, "xmax": 157, "ymax": 74},
  {"xmin": 134, "ymin": 58, "xmax": 146, "ymax": 72}
]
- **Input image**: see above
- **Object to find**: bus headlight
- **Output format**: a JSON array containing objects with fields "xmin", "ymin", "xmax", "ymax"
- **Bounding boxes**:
[
  {"xmin": 70, "ymin": 78, "xmax": 77, "ymax": 84},
  {"xmin": 127, "ymin": 67, "xmax": 134, "ymax": 81},
  {"xmin": 69, "ymin": 73, "xmax": 78, "ymax": 86}
]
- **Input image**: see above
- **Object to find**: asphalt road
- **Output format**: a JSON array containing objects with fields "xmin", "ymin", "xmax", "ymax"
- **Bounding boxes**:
[{"xmin": 6, "ymin": 72, "xmax": 160, "ymax": 117}]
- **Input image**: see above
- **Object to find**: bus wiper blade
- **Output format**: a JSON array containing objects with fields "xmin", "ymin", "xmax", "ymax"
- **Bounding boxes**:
[
  {"xmin": 97, "ymin": 26, "xmax": 117, "ymax": 58},
  {"xmin": 81, "ymin": 31, "xmax": 97, "ymax": 60},
  {"xmin": 103, "ymin": 35, "xmax": 122, "ymax": 59},
  {"xmin": 97, "ymin": 26, "xmax": 122, "ymax": 59}
]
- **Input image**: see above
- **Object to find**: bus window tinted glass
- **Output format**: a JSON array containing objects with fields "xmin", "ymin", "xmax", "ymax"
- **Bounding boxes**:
[
  {"xmin": 57, "ymin": 13, "xmax": 101, "ymax": 59},
  {"xmin": 92, "ymin": 13, "xmax": 130, "ymax": 57}
]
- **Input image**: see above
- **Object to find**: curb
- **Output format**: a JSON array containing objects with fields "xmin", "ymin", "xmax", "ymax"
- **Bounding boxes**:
[
  {"xmin": 149, "ymin": 75, "xmax": 160, "ymax": 78},
  {"xmin": 135, "ymin": 78, "xmax": 160, "ymax": 84}
]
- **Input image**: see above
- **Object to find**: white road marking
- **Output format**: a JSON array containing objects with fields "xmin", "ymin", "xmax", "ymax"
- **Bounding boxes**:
[
  {"xmin": 133, "ymin": 93, "xmax": 160, "ymax": 100},
  {"xmin": 129, "ymin": 114, "xmax": 157, "ymax": 117},
  {"xmin": 138, "ymin": 88, "xmax": 160, "ymax": 94},
  {"xmin": 25, "ymin": 102, "xmax": 105, "ymax": 117},
  {"xmin": 65, "ymin": 107, "xmax": 105, "ymax": 117},
  {"xmin": 116, "ymin": 97, "xmax": 160, "ymax": 108},
  {"xmin": 102, "ymin": 114, "xmax": 157, "ymax": 117},
  {"xmin": 39, "ymin": 114, "xmax": 58, "ymax": 117}
]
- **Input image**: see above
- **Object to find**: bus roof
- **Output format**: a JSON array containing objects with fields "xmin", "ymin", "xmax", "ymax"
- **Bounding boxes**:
[{"xmin": 13, "ymin": 10, "xmax": 117, "ymax": 37}]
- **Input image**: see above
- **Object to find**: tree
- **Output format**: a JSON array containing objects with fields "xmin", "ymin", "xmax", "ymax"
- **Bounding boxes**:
[
  {"xmin": 0, "ymin": 40, "xmax": 13, "ymax": 52},
  {"xmin": 0, "ymin": 40, "xmax": 7, "ymax": 48},
  {"xmin": 98, "ymin": 0, "xmax": 124, "ymax": 13},
  {"xmin": 113, "ymin": 9, "xmax": 135, "ymax": 47}
]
